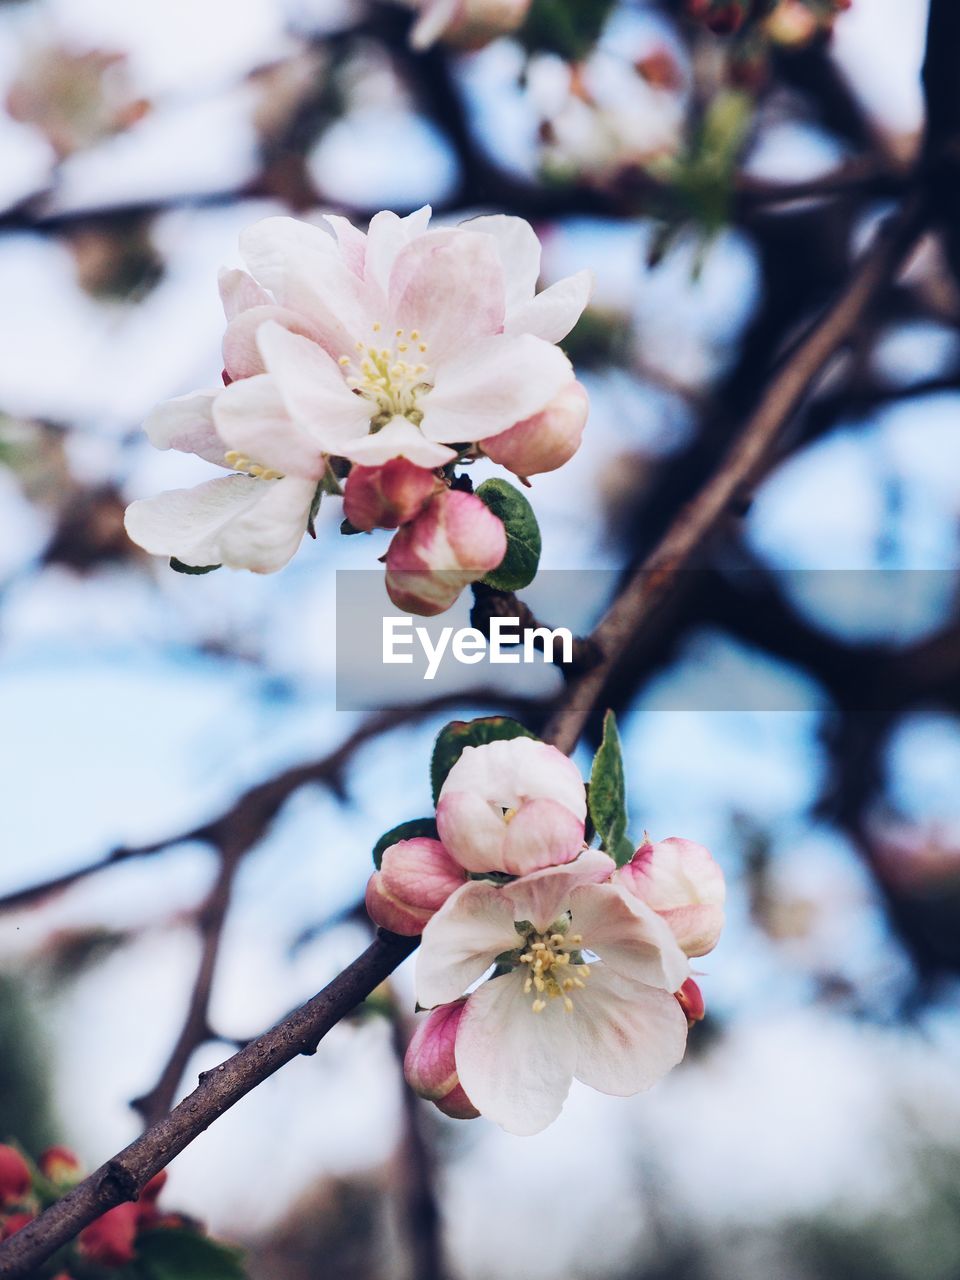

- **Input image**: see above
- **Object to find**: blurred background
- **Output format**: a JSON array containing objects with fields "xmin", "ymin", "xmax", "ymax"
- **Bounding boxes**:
[{"xmin": 2, "ymin": 0, "xmax": 960, "ymax": 1276}]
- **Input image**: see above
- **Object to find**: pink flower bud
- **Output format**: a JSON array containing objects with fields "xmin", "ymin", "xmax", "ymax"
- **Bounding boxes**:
[
  {"xmin": 343, "ymin": 459, "xmax": 438, "ymax": 532},
  {"xmin": 615, "ymin": 837, "xmax": 725, "ymax": 957},
  {"xmin": 0, "ymin": 1147, "xmax": 30, "ymax": 1206},
  {"xmin": 385, "ymin": 488, "xmax": 507, "ymax": 617},
  {"xmin": 78, "ymin": 1203, "xmax": 139, "ymax": 1267},
  {"xmin": 366, "ymin": 838, "xmax": 466, "ymax": 936},
  {"xmin": 1, "ymin": 1212, "xmax": 34, "ymax": 1240},
  {"xmin": 676, "ymin": 977, "xmax": 705, "ymax": 1026},
  {"xmin": 482, "ymin": 382, "xmax": 589, "ymax": 479},
  {"xmin": 404, "ymin": 1001, "xmax": 479, "ymax": 1120},
  {"xmin": 37, "ymin": 1146, "xmax": 81, "ymax": 1186}
]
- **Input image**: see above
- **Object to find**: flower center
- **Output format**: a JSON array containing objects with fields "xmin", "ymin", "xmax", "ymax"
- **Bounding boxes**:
[
  {"xmin": 518, "ymin": 923, "xmax": 589, "ymax": 1014},
  {"xmin": 339, "ymin": 321, "xmax": 431, "ymax": 430},
  {"xmin": 224, "ymin": 450, "xmax": 283, "ymax": 481}
]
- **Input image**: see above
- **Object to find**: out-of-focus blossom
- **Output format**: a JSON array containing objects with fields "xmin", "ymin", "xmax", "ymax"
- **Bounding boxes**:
[
  {"xmin": 416, "ymin": 852, "xmax": 689, "ymax": 1134},
  {"xmin": 366, "ymin": 837, "xmax": 467, "ymax": 935},
  {"xmin": 0, "ymin": 1213, "xmax": 34, "ymax": 1241},
  {"xmin": 5, "ymin": 44, "xmax": 148, "ymax": 159},
  {"xmin": 343, "ymin": 457, "xmax": 438, "ymax": 531},
  {"xmin": 406, "ymin": 0, "xmax": 532, "ymax": 51},
  {"xmin": 616, "ymin": 836, "xmax": 726, "ymax": 958},
  {"xmin": 0, "ymin": 1147, "xmax": 30, "ymax": 1206},
  {"xmin": 435, "ymin": 736, "xmax": 587, "ymax": 874},
  {"xmin": 686, "ymin": 0, "xmax": 749, "ymax": 34},
  {"xmin": 404, "ymin": 1000, "xmax": 479, "ymax": 1119},
  {"xmin": 37, "ymin": 1147, "xmax": 81, "ymax": 1187},
  {"xmin": 384, "ymin": 487, "xmax": 507, "ymax": 616},
  {"xmin": 481, "ymin": 380, "xmax": 589, "ymax": 479},
  {"xmin": 78, "ymin": 1203, "xmax": 139, "ymax": 1267},
  {"xmin": 763, "ymin": 0, "xmax": 850, "ymax": 46}
]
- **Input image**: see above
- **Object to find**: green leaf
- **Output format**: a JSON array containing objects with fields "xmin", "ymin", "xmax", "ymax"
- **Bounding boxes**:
[
  {"xmin": 431, "ymin": 717, "xmax": 537, "ymax": 805},
  {"xmin": 136, "ymin": 1228, "xmax": 247, "ymax": 1280},
  {"xmin": 169, "ymin": 558, "xmax": 220, "ymax": 575},
  {"xmin": 520, "ymin": 0, "xmax": 617, "ymax": 59},
  {"xmin": 373, "ymin": 817, "xmax": 439, "ymax": 869},
  {"xmin": 475, "ymin": 479, "xmax": 541, "ymax": 592},
  {"xmin": 588, "ymin": 711, "xmax": 635, "ymax": 867}
]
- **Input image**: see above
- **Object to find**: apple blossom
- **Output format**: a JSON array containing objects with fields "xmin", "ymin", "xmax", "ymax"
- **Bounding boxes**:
[
  {"xmin": 343, "ymin": 458, "xmax": 438, "ymax": 532},
  {"xmin": 676, "ymin": 976, "xmax": 706, "ymax": 1026},
  {"xmin": 407, "ymin": 0, "xmax": 532, "ymax": 51},
  {"xmin": 404, "ymin": 1000, "xmax": 479, "ymax": 1119},
  {"xmin": 416, "ymin": 851, "xmax": 690, "ymax": 1134},
  {"xmin": 435, "ymin": 736, "xmax": 587, "ymax": 875},
  {"xmin": 615, "ymin": 836, "xmax": 725, "ymax": 958},
  {"xmin": 37, "ymin": 1147, "xmax": 81, "ymax": 1187},
  {"xmin": 385, "ymin": 488, "xmax": 507, "ymax": 617},
  {"xmin": 481, "ymin": 380, "xmax": 588, "ymax": 478},
  {"xmin": 126, "ymin": 206, "xmax": 591, "ymax": 576},
  {"xmin": 366, "ymin": 837, "xmax": 467, "ymax": 936},
  {"xmin": 0, "ymin": 1147, "xmax": 30, "ymax": 1205}
]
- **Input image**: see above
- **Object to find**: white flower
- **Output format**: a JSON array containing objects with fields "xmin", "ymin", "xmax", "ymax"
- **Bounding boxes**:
[
  {"xmin": 417, "ymin": 851, "xmax": 689, "ymax": 1135},
  {"xmin": 126, "ymin": 207, "xmax": 591, "ymax": 573}
]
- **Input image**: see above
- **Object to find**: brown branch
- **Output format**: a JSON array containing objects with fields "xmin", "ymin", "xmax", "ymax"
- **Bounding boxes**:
[{"xmin": 544, "ymin": 195, "xmax": 929, "ymax": 754}]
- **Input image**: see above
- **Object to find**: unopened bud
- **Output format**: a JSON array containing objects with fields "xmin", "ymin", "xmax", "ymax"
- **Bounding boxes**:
[
  {"xmin": 616, "ymin": 836, "xmax": 725, "ymax": 957},
  {"xmin": 343, "ymin": 459, "xmax": 438, "ymax": 532},
  {"xmin": 404, "ymin": 1001, "xmax": 479, "ymax": 1120},
  {"xmin": 676, "ymin": 977, "xmax": 706, "ymax": 1026},
  {"xmin": 482, "ymin": 382, "xmax": 589, "ymax": 480},
  {"xmin": 78, "ymin": 1203, "xmax": 139, "ymax": 1267},
  {"xmin": 38, "ymin": 1146, "xmax": 82, "ymax": 1187},
  {"xmin": 366, "ymin": 838, "xmax": 466, "ymax": 936},
  {"xmin": 385, "ymin": 488, "xmax": 506, "ymax": 617},
  {"xmin": 0, "ymin": 1147, "xmax": 31, "ymax": 1206}
]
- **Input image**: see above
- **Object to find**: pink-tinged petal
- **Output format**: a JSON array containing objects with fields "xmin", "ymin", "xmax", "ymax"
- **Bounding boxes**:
[
  {"xmin": 482, "ymin": 380, "xmax": 588, "ymax": 479},
  {"xmin": 124, "ymin": 473, "xmax": 313, "ymax": 573},
  {"xmin": 380, "ymin": 838, "xmax": 466, "ymax": 912},
  {"xmin": 239, "ymin": 216, "xmax": 371, "ymax": 357},
  {"xmin": 569, "ymin": 884, "xmax": 690, "ymax": 992},
  {"xmin": 218, "ymin": 266, "xmax": 271, "ymax": 320},
  {"xmin": 256, "ymin": 321, "xmax": 374, "ymax": 449},
  {"xmin": 658, "ymin": 904, "xmax": 726, "ymax": 959},
  {"xmin": 337, "ymin": 416, "xmax": 455, "ymax": 468},
  {"xmin": 422, "ymin": 333, "xmax": 573, "ymax": 444},
  {"xmin": 571, "ymin": 966, "xmax": 687, "ymax": 1096},
  {"xmin": 404, "ymin": 1000, "xmax": 473, "ymax": 1107},
  {"xmin": 616, "ymin": 836, "xmax": 726, "ymax": 958},
  {"xmin": 343, "ymin": 457, "xmax": 438, "ymax": 532},
  {"xmin": 501, "ymin": 798, "xmax": 585, "ymax": 875},
  {"xmin": 435, "ymin": 1082, "xmax": 480, "ymax": 1120},
  {"xmin": 416, "ymin": 880, "xmax": 519, "ymax": 1008},
  {"xmin": 222, "ymin": 303, "xmax": 325, "ymax": 380},
  {"xmin": 389, "ymin": 230, "xmax": 506, "ymax": 365},
  {"xmin": 502, "ymin": 850, "xmax": 616, "ymax": 932},
  {"xmin": 143, "ymin": 392, "xmax": 226, "ymax": 465},
  {"xmin": 455, "ymin": 973, "xmax": 576, "ymax": 1135},
  {"xmin": 365, "ymin": 872, "xmax": 430, "ymax": 936},
  {"xmin": 213, "ymin": 374, "xmax": 324, "ymax": 480},
  {"xmin": 463, "ymin": 214, "xmax": 541, "ymax": 312},
  {"xmin": 410, "ymin": 0, "xmax": 462, "ymax": 49},
  {"xmin": 503, "ymin": 269, "xmax": 592, "ymax": 343},
  {"xmin": 440, "ymin": 488, "xmax": 508, "ymax": 567},
  {"xmin": 322, "ymin": 212, "xmax": 367, "ymax": 278},
  {"xmin": 364, "ymin": 206, "xmax": 432, "ymax": 296},
  {"xmin": 439, "ymin": 737, "xmax": 587, "ymax": 820},
  {"xmin": 436, "ymin": 790, "xmax": 510, "ymax": 873}
]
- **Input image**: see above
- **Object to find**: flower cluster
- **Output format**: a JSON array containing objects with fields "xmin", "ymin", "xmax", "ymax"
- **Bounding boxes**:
[
  {"xmin": 366, "ymin": 735, "xmax": 725, "ymax": 1135},
  {"xmin": 124, "ymin": 207, "xmax": 590, "ymax": 616}
]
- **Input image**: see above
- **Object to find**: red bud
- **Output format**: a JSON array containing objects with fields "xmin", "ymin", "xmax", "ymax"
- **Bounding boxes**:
[
  {"xmin": 38, "ymin": 1146, "xmax": 82, "ymax": 1185},
  {"xmin": 78, "ymin": 1202, "xmax": 139, "ymax": 1267},
  {"xmin": 1, "ymin": 1212, "xmax": 35, "ymax": 1240},
  {"xmin": 676, "ymin": 977, "xmax": 706, "ymax": 1026},
  {"xmin": 0, "ymin": 1146, "xmax": 31, "ymax": 1206}
]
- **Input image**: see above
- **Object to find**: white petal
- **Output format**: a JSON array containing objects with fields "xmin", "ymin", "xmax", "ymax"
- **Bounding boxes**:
[
  {"xmin": 571, "ymin": 966, "xmax": 687, "ymax": 1096},
  {"xmin": 502, "ymin": 851, "xmax": 616, "ymax": 933},
  {"xmin": 439, "ymin": 737, "xmax": 586, "ymax": 819},
  {"xmin": 143, "ymin": 392, "xmax": 227, "ymax": 465},
  {"xmin": 336, "ymin": 415, "xmax": 455, "ymax": 467},
  {"xmin": 422, "ymin": 333, "xmax": 573, "ymax": 443},
  {"xmin": 456, "ymin": 973, "xmax": 576, "ymax": 1135},
  {"xmin": 321, "ymin": 212, "xmax": 367, "ymax": 277},
  {"xmin": 463, "ymin": 214, "xmax": 541, "ymax": 312},
  {"xmin": 218, "ymin": 266, "xmax": 272, "ymax": 320},
  {"xmin": 124, "ymin": 473, "xmax": 314, "ymax": 573},
  {"xmin": 364, "ymin": 206, "xmax": 432, "ymax": 296},
  {"xmin": 416, "ymin": 880, "xmax": 519, "ymax": 1009},
  {"xmin": 570, "ymin": 884, "xmax": 690, "ymax": 992},
  {"xmin": 213, "ymin": 374, "xmax": 325, "ymax": 480},
  {"xmin": 504, "ymin": 269, "xmax": 593, "ymax": 344},
  {"xmin": 256, "ymin": 321, "xmax": 374, "ymax": 447},
  {"xmin": 222, "ymin": 303, "xmax": 325, "ymax": 380}
]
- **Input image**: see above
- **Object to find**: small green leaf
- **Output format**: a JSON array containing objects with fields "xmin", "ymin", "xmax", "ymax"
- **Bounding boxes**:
[
  {"xmin": 475, "ymin": 478, "xmax": 541, "ymax": 592},
  {"xmin": 588, "ymin": 711, "xmax": 635, "ymax": 867},
  {"xmin": 431, "ymin": 716, "xmax": 537, "ymax": 805},
  {"xmin": 136, "ymin": 1228, "xmax": 247, "ymax": 1280},
  {"xmin": 169, "ymin": 558, "xmax": 220, "ymax": 575},
  {"xmin": 340, "ymin": 517, "xmax": 364, "ymax": 536},
  {"xmin": 373, "ymin": 817, "xmax": 439, "ymax": 869}
]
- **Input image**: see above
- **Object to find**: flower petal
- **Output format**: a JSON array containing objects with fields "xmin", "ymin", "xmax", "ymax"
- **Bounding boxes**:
[
  {"xmin": 218, "ymin": 266, "xmax": 272, "ymax": 320},
  {"xmin": 222, "ymin": 303, "xmax": 325, "ymax": 380},
  {"xmin": 364, "ymin": 206, "xmax": 432, "ymax": 296},
  {"xmin": 569, "ymin": 884, "xmax": 690, "ymax": 992},
  {"xmin": 463, "ymin": 214, "xmax": 541, "ymax": 313},
  {"xmin": 322, "ymin": 212, "xmax": 367, "ymax": 278},
  {"xmin": 502, "ymin": 850, "xmax": 615, "ymax": 933},
  {"xmin": 256, "ymin": 321, "xmax": 374, "ymax": 448},
  {"xmin": 410, "ymin": 0, "xmax": 461, "ymax": 49},
  {"xmin": 500, "ymin": 798, "xmax": 584, "ymax": 875},
  {"xmin": 124, "ymin": 473, "xmax": 314, "ymax": 573},
  {"xmin": 389, "ymin": 229, "xmax": 506, "ymax": 365},
  {"xmin": 571, "ymin": 965, "xmax": 687, "ymax": 1096},
  {"xmin": 422, "ymin": 333, "xmax": 573, "ymax": 443},
  {"xmin": 455, "ymin": 973, "xmax": 576, "ymax": 1135},
  {"xmin": 143, "ymin": 392, "xmax": 227, "ymax": 465},
  {"xmin": 439, "ymin": 737, "xmax": 587, "ymax": 819},
  {"xmin": 213, "ymin": 374, "xmax": 325, "ymax": 480},
  {"xmin": 337, "ymin": 415, "xmax": 455, "ymax": 468},
  {"xmin": 416, "ymin": 880, "xmax": 519, "ymax": 1008},
  {"xmin": 503, "ymin": 269, "xmax": 592, "ymax": 344},
  {"xmin": 435, "ymin": 790, "xmax": 511, "ymax": 873}
]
